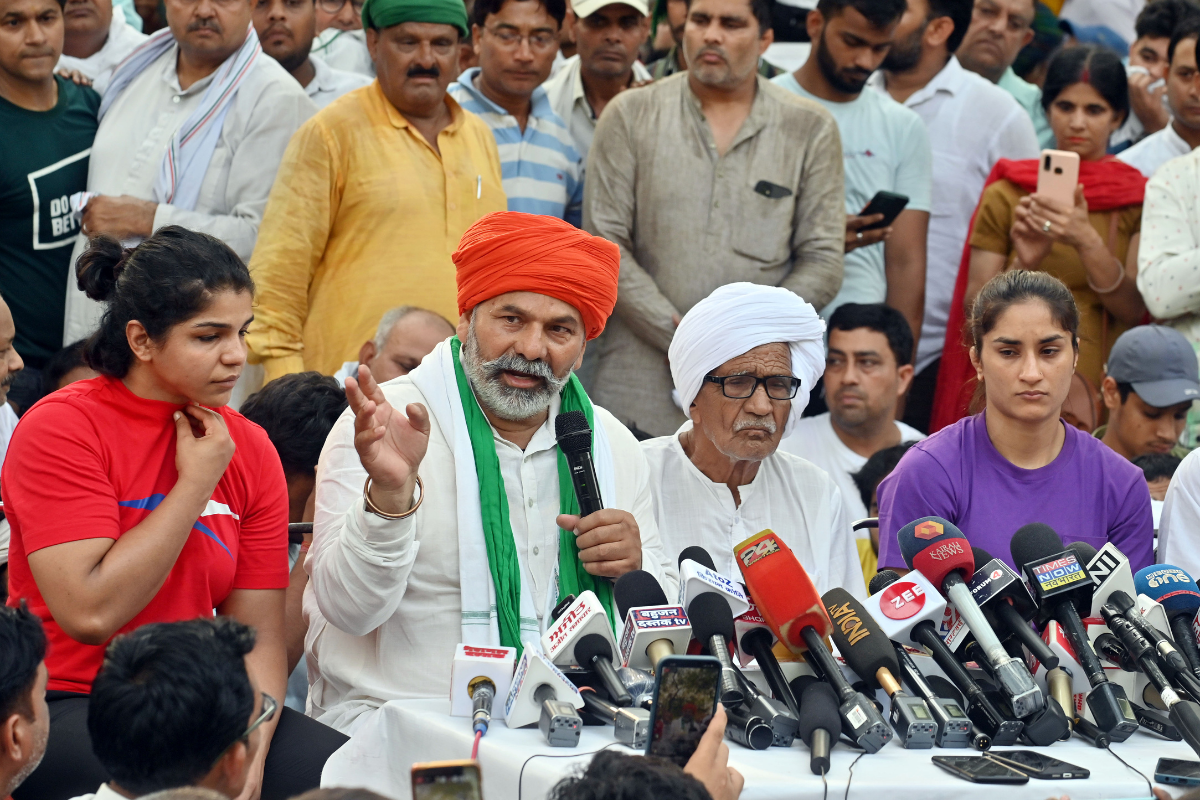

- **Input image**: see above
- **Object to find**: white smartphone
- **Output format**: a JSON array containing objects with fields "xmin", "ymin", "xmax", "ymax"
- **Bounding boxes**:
[{"xmin": 1036, "ymin": 149, "xmax": 1080, "ymax": 208}]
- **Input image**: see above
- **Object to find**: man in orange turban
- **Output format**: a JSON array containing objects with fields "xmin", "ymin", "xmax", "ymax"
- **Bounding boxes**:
[{"xmin": 303, "ymin": 212, "xmax": 675, "ymax": 733}]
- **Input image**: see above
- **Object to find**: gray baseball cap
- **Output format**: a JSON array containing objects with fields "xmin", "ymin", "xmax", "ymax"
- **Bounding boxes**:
[{"xmin": 1106, "ymin": 326, "xmax": 1200, "ymax": 408}]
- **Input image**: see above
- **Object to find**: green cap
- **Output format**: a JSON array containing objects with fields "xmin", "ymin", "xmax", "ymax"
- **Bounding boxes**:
[{"xmin": 361, "ymin": 0, "xmax": 469, "ymax": 38}]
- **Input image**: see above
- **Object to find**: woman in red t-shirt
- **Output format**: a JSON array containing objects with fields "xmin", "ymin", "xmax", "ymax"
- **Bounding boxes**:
[{"xmin": 5, "ymin": 227, "xmax": 344, "ymax": 800}]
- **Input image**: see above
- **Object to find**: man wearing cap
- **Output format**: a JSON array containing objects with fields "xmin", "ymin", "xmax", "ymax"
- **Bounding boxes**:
[
  {"xmin": 641, "ymin": 282, "xmax": 865, "ymax": 597},
  {"xmin": 247, "ymin": 0, "xmax": 507, "ymax": 382},
  {"xmin": 1096, "ymin": 326, "xmax": 1199, "ymax": 462},
  {"xmin": 304, "ymin": 212, "xmax": 675, "ymax": 732},
  {"xmin": 540, "ymin": 0, "xmax": 651, "ymax": 166}
]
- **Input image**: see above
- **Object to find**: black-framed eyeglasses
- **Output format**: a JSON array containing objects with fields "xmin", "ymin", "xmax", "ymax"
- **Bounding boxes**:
[
  {"xmin": 316, "ymin": 0, "xmax": 363, "ymax": 14},
  {"xmin": 703, "ymin": 374, "xmax": 801, "ymax": 400},
  {"xmin": 211, "ymin": 692, "xmax": 278, "ymax": 768}
]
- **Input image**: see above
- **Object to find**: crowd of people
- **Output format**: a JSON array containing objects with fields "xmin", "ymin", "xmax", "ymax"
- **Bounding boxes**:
[{"xmin": 5, "ymin": 0, "xmax": 1200, "ymax": 796}]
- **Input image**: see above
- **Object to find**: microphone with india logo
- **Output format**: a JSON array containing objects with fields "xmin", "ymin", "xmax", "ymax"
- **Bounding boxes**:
[
  {"xmin": 735, "ymin": 529, "xmax": 892, "ymax": 753},
  {"xmin": 898, "ymin": 517, "xmax": 1043, "ymax": 718}
]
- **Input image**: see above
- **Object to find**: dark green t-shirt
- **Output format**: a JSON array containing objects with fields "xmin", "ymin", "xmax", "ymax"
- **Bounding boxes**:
[{"xmin": 0, "ymin": 77, "xmax": 99, "ymax": 369}]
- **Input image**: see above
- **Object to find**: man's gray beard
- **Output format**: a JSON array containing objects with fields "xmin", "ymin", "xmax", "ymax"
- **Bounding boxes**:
[
  {"xmin": 462, "ymin": 320, "xmax": 570, "ymax": 421},
  {"xmin": 3, "ymin": 721, "xmax": 47, "ymax": 796}
]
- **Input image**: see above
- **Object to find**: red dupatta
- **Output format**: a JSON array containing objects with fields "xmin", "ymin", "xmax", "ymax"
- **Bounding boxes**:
[{"xmin": 928, "ymin": 157, "xmax": 1147, "ymax": 432}]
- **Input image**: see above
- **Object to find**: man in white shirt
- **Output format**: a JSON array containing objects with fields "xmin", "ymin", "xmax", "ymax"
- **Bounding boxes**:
[
  {"xmin": 1120, "ymin": 20, "xmax": 1200, "ymax": 179},
  {"xmin": 1159, "ymin": 447, "xmax": 1200, "ymax": 579},
  {"xmin": 0, "ymin": 294, "xmax": 24, "ymax": 595},
  {"xmin": 253, "ymin": 0, "xmax": 372, "ymax": 108},
  {"xmin": 1108, "ymin": 0, "xmax": 1193, "ymax": 153},
  {"xmin": 642, "ymin": 282, "xmax": 865, "ymax": 597},
  {"xmin": 306, "ymin": 213, "xmax": 675, "ymax": 733},
  {"xmin": 332, "ymin": 305, "xmax": 456, "ymax": 383},
  {"xmin": 311, "ymin": 0, "xmax": 374, "ymax": 74},
  {"xmin": 773, "ymin": 0, "xmax": 930, "ymax": 343},
  {"xmin": 867, "ymin": 0, "xmax": 1038, "ymax": 432},
  {"xmin": 62, "ymin": 0, "xmax": 315, "ymax": 343},
  {"xmin": 779, "ymin": 303, "xmax": 923, "ymax": 581},
  {"xmin": 541, "ymin": 0, "xmax": 651, "ymax": 165},
  {"xmin": 57, "ymin": 0, "xmax": 146, "ymax": 93}
]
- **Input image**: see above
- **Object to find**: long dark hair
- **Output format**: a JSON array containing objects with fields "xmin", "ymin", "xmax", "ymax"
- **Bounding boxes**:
[
  {"xmin": 76, "ymin": 227, "xmax": 254, "ymax": 378},
  {"xmin": 1041, "ymin": 45, "xmax": 1129, "ymax": 126}
]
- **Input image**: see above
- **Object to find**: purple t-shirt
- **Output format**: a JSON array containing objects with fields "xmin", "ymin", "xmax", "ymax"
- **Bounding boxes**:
[{"xmin": 877, "ymin": 413, "xmax": 1153, "ymax": 572}]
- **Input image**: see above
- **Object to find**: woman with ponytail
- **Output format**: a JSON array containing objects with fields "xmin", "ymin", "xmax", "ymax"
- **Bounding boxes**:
[{"xmin": 4, "ymin": 227, "xmax": 344, "ymax": 800}]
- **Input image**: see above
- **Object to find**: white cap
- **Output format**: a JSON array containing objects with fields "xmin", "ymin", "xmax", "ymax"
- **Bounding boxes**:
[{"xmin": 571, "ymin": 0, "xmax": 650, "ymax": 20}]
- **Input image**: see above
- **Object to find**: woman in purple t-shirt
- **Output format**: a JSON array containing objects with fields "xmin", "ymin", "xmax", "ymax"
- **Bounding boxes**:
[{"xmin": 877, "ymin": 271, "xmax": 1153, "ymax": 572}]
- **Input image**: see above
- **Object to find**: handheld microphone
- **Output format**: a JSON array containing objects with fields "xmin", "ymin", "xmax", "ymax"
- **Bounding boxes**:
[
  {"xmin": 542, "ymin": 591, "xmax": 629, "ymax": 705},
  {"xmin": 797, "ymin": 681, "xmax": 841, "ymax": 775},
  {"xmin": 869, "ymin": 569, "xmax": 1022, "ymax": 746},
  {"xmin": 724, "ymin": 705, "xmax": 774, "ymax": 750},
  {"xmin": 1101, "ymin": 602, "xmax": 1200, "ymax": 758},
  {"xmin": 899, "ymin": 517, "xmax": 1043, "ymax": 718},
  {"xmin": 1071, "ymin": 542, "xmax": 1137, "ymax": 619},
  {"xmin": 689, "ymin": 592, "xmax": 745, "ymax": 706},
  {"xmin": 1108, "ymin": 590, "xmax": 1200, "ymax": 701},
  {"xmin": 505, "ymin": 648, "xmax": 585, "ymax": 746},
  {"xmin": 555, "ymin": 411, "xmax": 603, "ymax": 516},
  {"xmin": 578, "ymin": 687, "xmax": 650, "ymax": 749},
  {"xmin": 732, "ymin": 667, "xmax": 799, "ymax": 746},
  {"xmin": 737, "ymin": 621, "xmax": 800, "ymax": 718},
  {"xmin": 614, "ymin": 570, "xmax": 692, "ymax": 672},
  {"xmin": 575, "ymin": 634, "xmax": 632, "ymax": 708},
  {"xmin": 450, "ymin": 643, "xmax": 517, "ymax": 735},
  {"xmin": 824, "ymin": 588, "xmax": 936, "ymax": 748},
  {"xmin": 1011, "ymin": 524, "xmax": 1138, "ymax": 742},
  {"xmin": 967, "ymin": 546, "xmax": 1059, "ymax": 670},
  {"xmin": 1135, "ymin": 565, "xmax": 1200, "ymax": 681},
  {"xmin": 677, "ymin": 547, "xmax": 751, "ymax": 618},
  {"xmin": 736, "ymin": 530, "xmax": 891, "ymax": 753}
]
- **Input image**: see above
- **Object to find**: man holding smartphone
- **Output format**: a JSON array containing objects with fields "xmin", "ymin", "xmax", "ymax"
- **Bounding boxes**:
[{"xmin": 773, "ymin": 0, "xmax": 931, "ymax": 346}]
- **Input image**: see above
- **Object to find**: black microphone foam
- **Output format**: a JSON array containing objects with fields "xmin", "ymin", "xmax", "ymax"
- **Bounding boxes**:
[
  {"xmin": 1009, "ymin": 522, "xmax": 1065, "ymax": 569},
  {"xmin": 1066, "ymin": 540, "xmax": 1098, "ymax": 564},
  {"xmin": 689, "ymin": 592, "xmax": 735, "ymax": 641},
  {"xmin": 797, "ymin": 681, "xmax": 840, "ymax": 744},
  {"xmin": 614, "ymin": 570, "xmax": 669, "ymax": 619},
  {"xmin": 823, "ymin": 588, "xmax": 900, "ymax": 692},
  {"xmin": 789, "ymin": 674, "xmax": 819, "ymax": 708},
  {"xmin": 678, "ymin": 545, "xmax": 716, "ymax": 571},
  {"xmin": 868, "ymin": 569, "xmax": 901, "ymax": 595},
  {"xmin": 971, "ymin": 546, "xmax": 994, "ymax": 568},
  {"xmin": 575, "ymin": 632, "xmax": 614, "ymax": 664},
  {"xmin": 554, "ymin": 410, "xmax": 591, "ymax": 453},
  {"xmin": 926, "ymin": 675, "xmax": 964, "ymax": 707}
]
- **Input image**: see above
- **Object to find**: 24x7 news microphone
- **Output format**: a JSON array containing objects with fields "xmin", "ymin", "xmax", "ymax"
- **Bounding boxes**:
[
  {"xmin": 555, "ymin": 411, "xmax": 603, "ymax": 517},
  {"xmin": 1011, "ymin": 523, "xmax": 1138, "ymax": 742},
  {"xmin": 898, "ymin": 517, "xmax": 1043, "ymax": 719},
  {"xmin": 735, "ymin": 530, "xmax": 892, "ymax": 753}
]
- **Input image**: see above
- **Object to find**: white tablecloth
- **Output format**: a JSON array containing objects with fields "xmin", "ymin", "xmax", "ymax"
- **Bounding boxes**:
[{"xmin": 321, "ymin": 698, "xmax": 1198, "ymax": 800}]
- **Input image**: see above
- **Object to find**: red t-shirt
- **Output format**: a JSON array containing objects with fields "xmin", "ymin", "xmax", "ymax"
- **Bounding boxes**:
[{"xmin": 3, "ymin": 376, "xmax": 289, "ymax": 693}]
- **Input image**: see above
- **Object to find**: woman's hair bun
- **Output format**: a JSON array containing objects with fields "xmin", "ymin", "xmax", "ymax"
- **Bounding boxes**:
[{"xmin": 76, "ymin": 235, "xmax": 133, "ymax": 302}]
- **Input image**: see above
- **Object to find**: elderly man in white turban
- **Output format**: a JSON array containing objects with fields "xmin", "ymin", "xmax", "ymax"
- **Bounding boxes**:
[{"xmin": 642, "ymin": 283, "xmax": 865, "ymax": 598}]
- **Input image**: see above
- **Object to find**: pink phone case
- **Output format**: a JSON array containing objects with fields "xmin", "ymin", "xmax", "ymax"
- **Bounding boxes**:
[{"xmin": 1036, "ymin": 149, "xmax": 1080, "ymax": 208}]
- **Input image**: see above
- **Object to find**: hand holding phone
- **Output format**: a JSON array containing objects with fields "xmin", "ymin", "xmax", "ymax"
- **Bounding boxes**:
[
  {"xmin": 845, "ymin": 192, "xmax": 909, "ymax": 253},
  {"xmin": 682, "ymin": 705, "xmax": 745, "ymax": 800},
  {"xmin": 646, "ymin": 655, "xmax": 721, "ymax": 766},
  {"xmin": 412, "ymin": 760, "xmax": 483, "ymax": 800}
]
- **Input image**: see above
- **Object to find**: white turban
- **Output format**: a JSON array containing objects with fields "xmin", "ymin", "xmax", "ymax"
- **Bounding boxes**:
[{"xmin": 669, "ymin": 283, "xmax": 826, "ymax": 436}]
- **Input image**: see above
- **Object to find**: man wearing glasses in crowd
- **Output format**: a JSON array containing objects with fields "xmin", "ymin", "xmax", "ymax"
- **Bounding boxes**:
[
  {"xmin": 310, "ymin": 0, "xmax": 375, "ymax": 75},
  {"xmin": 253, "ymin": 0, "xmax": 372, "ymax": 107},
  {"xmin": 449, "ymin": 0, "xmax": 584, "ymax": 225}
]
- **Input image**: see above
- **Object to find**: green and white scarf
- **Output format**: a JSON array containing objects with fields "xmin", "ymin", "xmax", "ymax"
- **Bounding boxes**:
[{"xmin": 408, "ymin": 337, "xmax": 617, "ymax": 656}]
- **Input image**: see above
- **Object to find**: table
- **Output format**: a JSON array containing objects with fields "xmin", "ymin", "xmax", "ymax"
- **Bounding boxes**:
[{"xmin": 320, "ymin": 699, "xmax": 1198, "ymax": 800}]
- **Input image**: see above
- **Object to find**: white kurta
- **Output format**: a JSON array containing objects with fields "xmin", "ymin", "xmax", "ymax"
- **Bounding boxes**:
[
  {"xmin": 641, "ymin": 424, "xmax": 867, "ymax": 600},
  {"xmin": 1156, "ymin": 448, "xmax": 1200, "ymax": 578},
  {"xmin": 306, "ymin": 54, "xmax": 372, "ymax": 109},
  {"xmin": 56, "ymin": 6, "xmax": 147, "ymax": 94},
  {"xmin": 305, "ymin": 377, "xmax": 677, "ymax": 733}
]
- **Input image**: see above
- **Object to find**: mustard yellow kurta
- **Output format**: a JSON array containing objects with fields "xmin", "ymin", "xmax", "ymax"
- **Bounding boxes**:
[{"xmin": 247, "ymin": 81, "xmax": 506, "ymax": 381}]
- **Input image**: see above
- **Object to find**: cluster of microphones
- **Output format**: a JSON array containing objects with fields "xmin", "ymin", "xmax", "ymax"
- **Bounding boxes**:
[{"xmin": 450, "ymin": 433, "xmax": 1200, "ymax": 772}]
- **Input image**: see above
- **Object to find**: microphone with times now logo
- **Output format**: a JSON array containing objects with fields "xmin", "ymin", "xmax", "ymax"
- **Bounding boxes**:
[
  {"xmin": 737, "ymin": 530, "xmax": 892, "ymax": 753},
  {"xmin": 449, "ymin": 643, "xmax": 517, "ymax": 737},
  {"xmin": 967, "ymin": 545, "xmax": 1059, "ymax": 670},
  {"xmin": 899, "ymin": 517, "xmax": 1043, "ymax": 719},
  {"xmin": 540, "ymin": 590, "xmax": 630, "ymax": 707},
  {"xmin": 614, "ymin": 570, "xmax": 691, "ymax": 673}
]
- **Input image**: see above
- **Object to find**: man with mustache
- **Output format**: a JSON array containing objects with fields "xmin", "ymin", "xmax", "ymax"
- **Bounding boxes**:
[
  {"xmin": 642, "ymin": 283, "xmax": 864, "ymax": 595},
  {"xmin": 247, "ymin": 0, "xmax": 506, "ymax": 383},
  {"xmin": 449, "ymin": 0, "xmax": 584, "ymax": 225},
  {"xmin": 779, "ymin": 303, "xmax": 923, "ymax": 583},
  {"xmin": 252, "ymin": 0, "xmax": 370, "ymax": 107},
  {"xmin": 774, "ymin": 0, "xmax": 929, "ymax": 347},
  {"xmin": 0, "ymin": 0, "xmax": 96, "ymax": 415},
  {"xmin": 303, "ymin": 212, "xmax": 674, "ymax": 731},
  {"xmin": 55, "ymin": 0, "xmax": 145, "ymax": 93},
  {"xmin": 584, "ymin": 0, "xmax": 846, "ymax": 436},
  {"xmin": 60, "ymin": 0, "xmax": 315, "ymax": 345},
  {"xmin": 865, "ymin": 0, "xmax": 1037, "ymax": 434}
]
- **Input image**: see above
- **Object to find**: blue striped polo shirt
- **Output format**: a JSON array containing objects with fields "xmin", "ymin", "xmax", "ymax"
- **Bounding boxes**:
[{"xmin": 448, "ymin": 67, "xmax": 583, "ymax": 227}]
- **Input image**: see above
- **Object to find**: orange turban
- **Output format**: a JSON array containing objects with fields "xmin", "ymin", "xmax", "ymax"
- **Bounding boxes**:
[{"xmin": 453, "ymin": 212, "xmax": 620, "ymax": 341}]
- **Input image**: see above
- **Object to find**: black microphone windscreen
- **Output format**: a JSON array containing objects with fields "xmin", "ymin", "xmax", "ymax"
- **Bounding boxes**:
[
  {"xmin": 678, "ymin": 546, "xmax": 717, "ymax": 571},
  {"xmin": 971, "ymin": 547, "xmax": 994, "ymax": 569},
  {"xmin": 554, "ymin": 411, "xmax": 592, "ymax": 453},
  {"xmin": 925, "ymin": 675, "xmax": 964, "ymax": 707},
  {"xmin": 1066, "ymin": 540, "xmax": 1098, "ymax": 565},
  {"xmin": 575, "ymin": 632, "xmax": 614, "ymax": 664},
  {"xmin": 868, "ymin": 570, "xmax": 901, "ymax": 596},
  {"xmin": 689, "ymin": 592, "xmax": 735, "ymax": 641},
  {"xmin": 797, "ymin": 681, "xmax": 840, "ymax": 746},
  {"xmin": 614, "ymin": 570, "xmax": 669, "ymax": 619},
  {"xmin": 1009, "ymin": 523, "xmax": 1065, "ymax": 569},
  {"xmin": 823, "ymin": 588, "xmax": 899, "ymax": 691},
  {"xmin": 789, "ymin": 674, "xmax": 819, "ymax": 709}
]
